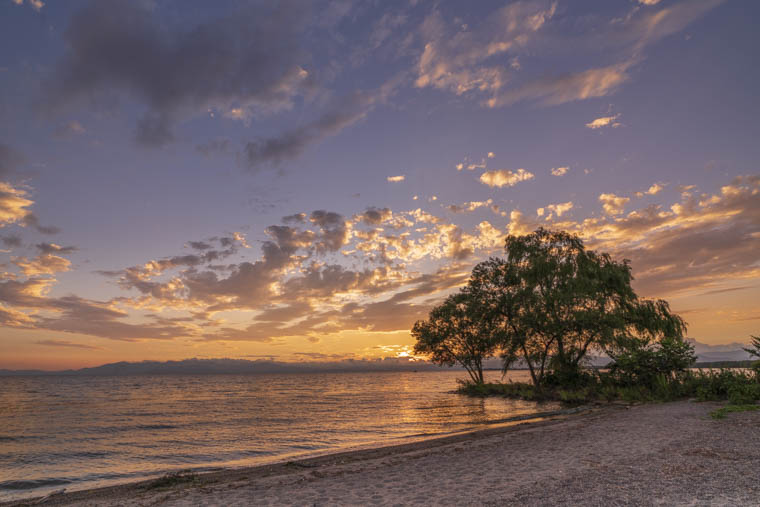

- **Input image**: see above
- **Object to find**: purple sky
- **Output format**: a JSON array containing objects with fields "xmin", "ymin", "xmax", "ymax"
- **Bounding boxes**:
[{"xmin": 1, "ymin": 0, "xmax": 758, "ymax": 369}]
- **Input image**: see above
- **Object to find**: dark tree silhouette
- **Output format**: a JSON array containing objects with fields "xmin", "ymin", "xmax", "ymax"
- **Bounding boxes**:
[
  {"xmin": 465, "ymin": 228, "xmax": 690, "ymax": 386},
  {"xmin": 412, "ymin": 292, "xmax": 504, "ymax": 385}
]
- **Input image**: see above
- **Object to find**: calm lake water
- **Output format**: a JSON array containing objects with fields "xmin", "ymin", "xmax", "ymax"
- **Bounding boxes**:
[{"xmin": 0, "ymin": 370, "xmax": 554, "ymax": 501}]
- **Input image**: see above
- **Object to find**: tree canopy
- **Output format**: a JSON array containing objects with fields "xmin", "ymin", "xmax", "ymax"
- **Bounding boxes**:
[
  {"xmin": 412, "ymin": 292, "xmax": 505, "ymax": 385},
  {"xmin": 413, "ymin": 228, "xmax": 692, "ymax": 387}
]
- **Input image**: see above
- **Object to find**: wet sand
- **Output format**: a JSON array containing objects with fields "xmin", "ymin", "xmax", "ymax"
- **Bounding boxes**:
[{"xmin": 7, "ymin": 400, "xmax": 760, "ymax": 506}]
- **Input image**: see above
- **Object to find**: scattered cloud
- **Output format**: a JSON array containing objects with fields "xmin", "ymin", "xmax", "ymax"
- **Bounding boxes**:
[
  {"xmin": 414, "ymin": 2, "xmax": 557, "ymax": 97},
  {"xmin": 0, "ymin": 182, "xmax": 34, "ymax": 228},
  {"xmin": 244, "ymin": 80, "xmax": 398, "ymax": 169},
  {"xmin": 586, "ymin": 114, "xmax": 622, "ymax": 129},
  {"xmin": 447, "ymin": 199, "xmax": 502, "ymax": 216},
  {"xmin": 11, "ymin": 0, "xmax": 44, "ymax": 12},
  {"xmin": 413, "ymin": 0, "xmax": 720, "ymax": 111},
  {"xmin": 537, "ymin": 201, "xmax": 573, "ymax": 219},
  {"xmin": 487, "ymin": 61, "xmax": 633, "ymax": 108},
  {"xmin": 387, "ymin": 175, "xmax": 405, "ymax": 183},
  {"xmin": 1, "ymin": 234, "xmax": 22, "ymax": 248},
  {"xmin": 22, "ymin": 213, "xmax": 60, "ymax": 235},
  {"xmin": 0, "ymin": 173, "xmax": 757, "ymax": 344},
  {"xmin": 43, "ymin": 0, "xmax": 311, "ymax": 147},
  {"xmin": 635, "ymin": 183, "xmax": 665, "ymax": 198},
  {"xmin": 551, "ymin": 166, "xmax": 569, "ymax": 177},
  {"xmin": 13, "ymin": 254, "xmax": 72, "ymax": 276},
  {"xmin": 35, "ymin": 339, "xmax": 101, "ymax": 350},
  {"xmin": 599, "ymin": 193, "xmax": 630, "ymax": 215},
  {"xmin": 479, "ymin": 168, "xmax": 535, "ymax": 188},
  {"xmin": 36, "ymin": 243, "xmax": 77, "ymax": 255}
]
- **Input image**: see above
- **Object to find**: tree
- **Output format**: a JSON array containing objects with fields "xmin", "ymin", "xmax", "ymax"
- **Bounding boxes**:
[
  {"xmin": 466, "ymin": 228, "xmax": 689, "ymax": 387},
  {"xmin": 465, "ymin": 256, "xmax": 550, "ymax": 385},
  {"xmin": 412, "ymin": 292, "xmax": 503, "ymax": 385}
]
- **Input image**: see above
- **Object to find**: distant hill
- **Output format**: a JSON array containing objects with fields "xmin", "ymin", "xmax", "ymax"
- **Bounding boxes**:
[
  {"xmin": 1, "ymin": 339, "xmax": 753, "ymax": 376},
  {"xmin": 0, "ymin": 357, "xmax": 444, "ymax": 376},
  {"xmin": 687, "ymin": 338, "xmax": 754, "ymax": 362}
]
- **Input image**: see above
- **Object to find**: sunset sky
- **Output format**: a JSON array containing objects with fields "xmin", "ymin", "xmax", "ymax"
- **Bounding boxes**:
[{"xmin": 1, "ymin": 0, "xmax": 758, "ymax": 370}]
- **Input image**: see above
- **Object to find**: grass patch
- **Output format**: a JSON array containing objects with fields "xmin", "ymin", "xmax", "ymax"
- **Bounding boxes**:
[
  {"xmin": 457, "ymin": 367, "xmax": 760, "ymax": 406},
  {"xmin": 456, "ymin": 381, "xmax": 541, "ymax": 400},
  {"xmin": 709, "ymin": 404, "xmax": 760, "ymax": 420},
  {"xmin": 144, "ymin": 470, "xmax": 199, "ymax": 490}
]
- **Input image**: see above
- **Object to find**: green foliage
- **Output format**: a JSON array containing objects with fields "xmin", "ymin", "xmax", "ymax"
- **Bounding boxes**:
[
  {"xmin": 607, "ymin": 336, "xmax": 696, "ymax": 389},
  {"xmin": 727, "ymin": 383, "xmax": 760, "ymax": 405},
  {"xmin": 455, "ymin": 381, "xmax": 538, "ymax": 400},
  {"xmin": 464, "ymin": 228, "xmax": 688, "ymax": 388},
  {"xmin": 686, "ymin": 369, "xmax": 759, "ymax": 402},
  {"xmin": 457, "ymin": 367, "xmax": 759, "ymax": 408},
  {"xmin": 710, "ymin": 404, "xmax": 760, "ymax": 420},
  {"xmin": 412, "ymin": 292, "xmax": 502, "ymax": 385},
  {"xmin": 557, "ymin": 388, "xmax": 591, "ymax": 404}
]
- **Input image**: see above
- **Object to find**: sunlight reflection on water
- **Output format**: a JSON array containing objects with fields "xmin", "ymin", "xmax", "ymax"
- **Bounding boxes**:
[{"xmin": 0, "ymin": 370, "xmax": 555, "ymax": 500}]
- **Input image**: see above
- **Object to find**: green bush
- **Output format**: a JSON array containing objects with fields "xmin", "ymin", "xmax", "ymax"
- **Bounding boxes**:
[
  {"xmin": 557, "ymin": 388, "xmax": 590, "ymax": 404},
  {"xmin": 727, "ymin": 383, "xmax": 760, "ymax": 405},
  {"xmin": 684, "ymin": 369, "xmax": 758, "ymax": 401},
  {"xmin": 456, "ymin": 380, "xmax": 540, "ymax": 400},
  {"xmin": 607, "ymin": 337, "xmax": 695, "ymax": 389},
  {"xmin": 455, "ymin": 365, "xmax": 759, "ymax": 406}
]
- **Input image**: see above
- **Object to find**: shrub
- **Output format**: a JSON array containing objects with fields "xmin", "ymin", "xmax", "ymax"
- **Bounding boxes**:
[
  {"xmin": 607, "ymin": 337, "xmax": 695, "ymax": 390},
  {"xmin": 727, "ymin": 383, "xmax": 760, "ymax": 405},
  {"xmin": 557, "ymin": 388, "xmax": 591, "ymax": 404}
]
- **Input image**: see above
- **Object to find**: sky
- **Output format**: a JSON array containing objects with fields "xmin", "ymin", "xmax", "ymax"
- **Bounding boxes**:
[{"xmin": 0, "ymin": 0, "xmax": 758, "ymax": 370}]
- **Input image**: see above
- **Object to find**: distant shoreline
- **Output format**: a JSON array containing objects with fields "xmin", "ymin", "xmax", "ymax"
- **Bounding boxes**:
[{"xmin": 6, "ymin": 400, "xmax": 759, "ymax": 506}]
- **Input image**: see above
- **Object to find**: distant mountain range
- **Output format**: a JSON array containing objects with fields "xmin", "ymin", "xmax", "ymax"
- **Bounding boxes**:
[
  {"xmin": 686, "ymin": 338, "xmax": 754, "ymax": 362},
  {"xmin": 0, "ymin": 357, "xmax": 443, "ymax": 376},
  {"xmin": 0, "ymin": 339, "xmax": 753, "ymax": 376}
]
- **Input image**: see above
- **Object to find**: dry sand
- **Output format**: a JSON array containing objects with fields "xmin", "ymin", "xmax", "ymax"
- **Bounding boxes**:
[{"xmin": 7, "ymin": 400, "xmax": 760, "ymax": 506}]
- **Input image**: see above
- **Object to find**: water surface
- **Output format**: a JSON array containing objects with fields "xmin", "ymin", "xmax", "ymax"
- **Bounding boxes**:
[{"xmin": 0, "ymin": 370, "xmax": 553, "ymax": 501}]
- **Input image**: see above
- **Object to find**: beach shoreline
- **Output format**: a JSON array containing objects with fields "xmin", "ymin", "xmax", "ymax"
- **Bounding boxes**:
[
  {"xmin": 3, "ymin": 406, "xmax": 584, "ymax": 506},
  {"xmin": 6, "ymin": 400, "xmax": 760, "ymax": 506}
]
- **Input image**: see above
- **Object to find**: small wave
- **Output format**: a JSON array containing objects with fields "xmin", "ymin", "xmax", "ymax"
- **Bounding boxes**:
[
  {"xmin": 135, "ymin": 424, "xmax": 178, "ymax": 430},
  {"xmin": 0, "ymin": 435, "xmax": 40, "ymax": 442},
  {"xmin": 0, "ymin": 478, "xmax": 71, "ymax": 491},
  {"xmin": 91, "ymin": 423, "xmax": 181, "ymax": 433},
  {"xmin": 287, "ymin": 444, "xmax": 321, "ymax": 451}
]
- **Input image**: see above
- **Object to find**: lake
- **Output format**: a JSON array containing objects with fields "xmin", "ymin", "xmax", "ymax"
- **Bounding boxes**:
[{"xmin": 0, "ymin": 370, "xmax": 555, "ymax": 501}]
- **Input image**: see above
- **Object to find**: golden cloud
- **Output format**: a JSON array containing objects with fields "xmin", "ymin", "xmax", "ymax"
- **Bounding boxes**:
[{"xmin": 479, "ymin": 168, "xmax": 535, "ymax": 188}]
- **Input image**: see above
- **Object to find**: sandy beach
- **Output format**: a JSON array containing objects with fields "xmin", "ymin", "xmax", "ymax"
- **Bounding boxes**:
[{"xmin": 7, "ymin": 400, "xmax": 759, "ymax": 506}]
